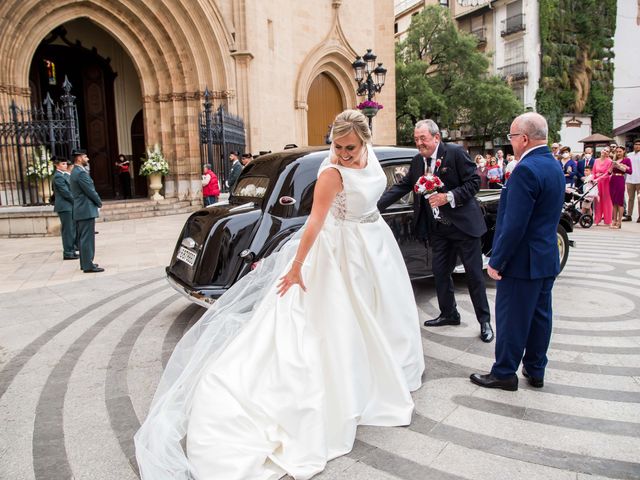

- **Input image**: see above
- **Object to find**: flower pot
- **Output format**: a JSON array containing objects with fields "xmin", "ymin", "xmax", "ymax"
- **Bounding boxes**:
[
  {"xmin": 360, "ymin": 107, "xmax": 380, "ymax": 118},
  {"xmin": 148, "ymin": 173, "xmax": 164, "ymax": 201}
]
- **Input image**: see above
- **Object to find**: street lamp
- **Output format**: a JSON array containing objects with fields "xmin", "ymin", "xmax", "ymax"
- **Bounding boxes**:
[{"xmin": 352, "ymin": 49, "xmax": 387, "ymax": 130}]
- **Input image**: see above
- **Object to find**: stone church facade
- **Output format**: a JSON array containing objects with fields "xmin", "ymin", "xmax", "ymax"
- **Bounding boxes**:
[{"xmin": 0, "ymin": 0, "xmax": 396, "ymax": 204}]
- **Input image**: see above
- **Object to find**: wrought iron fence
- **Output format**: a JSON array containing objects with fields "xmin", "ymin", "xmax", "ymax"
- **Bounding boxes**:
[
  {"xmin": 198, "ymin": 88, "xmax": 246, "ymax": 193},
  {"xmin": 0, "ymin": 77, "xmax": 80, "ymax": 206}
]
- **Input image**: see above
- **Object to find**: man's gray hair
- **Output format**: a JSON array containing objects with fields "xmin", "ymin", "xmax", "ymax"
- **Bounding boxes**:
[
  {"xmin": 203, "ymin": 163, "xmax": 211, "ymax": 170},
  {"xmin": 515, "ymin": 112, "xmax": 548, "ymax": 141},
  {"xmin": 415, "ymin": 119, "xmax": 440, "ymax": 136}
]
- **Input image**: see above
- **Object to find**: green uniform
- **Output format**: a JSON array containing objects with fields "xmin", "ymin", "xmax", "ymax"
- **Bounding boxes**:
[
  {"xmin": 52, "ymin": 170, "xmax": 77, "ymax": 258},
  {"xmin": 70, "ymin": 166, "xmax": 102, "ymax": 271}
]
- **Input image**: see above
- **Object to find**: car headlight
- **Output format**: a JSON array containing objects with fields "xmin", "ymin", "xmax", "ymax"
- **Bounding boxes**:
[{"xmin": 181, "ymin": 237, "xmax": 197, "ymax": 249}]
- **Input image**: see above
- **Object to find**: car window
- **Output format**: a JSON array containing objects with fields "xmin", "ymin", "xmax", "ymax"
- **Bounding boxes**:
[
  {"xmin": 232, "ymin": 176, "xmax": 270, "ymax": 200},
  {"xmin": 382, "ymin": 163, "xmax": 413, "ymax": 206},
  {"xmin": 268, "ymin": 162, "xmax": 318, "ymax": 218}
]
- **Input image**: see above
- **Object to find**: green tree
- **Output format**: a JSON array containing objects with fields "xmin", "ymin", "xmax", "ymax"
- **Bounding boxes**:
[
  {"xmin": 396, "ymin": 5, "xmax": 522, "ymax": 145},
  {"xmin": 536, "ymin": 0, "xmax": 616, "ymax": 141}
]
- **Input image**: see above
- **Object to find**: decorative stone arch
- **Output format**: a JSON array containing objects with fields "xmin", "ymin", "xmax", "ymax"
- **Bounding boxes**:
[
  {"xmin": 0, "ymin": 0, "xmax": 236, "ymax": 201},
  {"xmin": 295, "ymin": 49, "xmax": 358, "ymax": 146}
]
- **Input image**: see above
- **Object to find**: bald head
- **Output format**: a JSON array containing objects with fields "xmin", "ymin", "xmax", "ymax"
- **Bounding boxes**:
[
  {"xmin": 513, "ymin": 112, "xmax": 548, "ymax": 141},
  {"xmin": 509, "ymin": 112, "xmax": 549, "ymax": 160}
]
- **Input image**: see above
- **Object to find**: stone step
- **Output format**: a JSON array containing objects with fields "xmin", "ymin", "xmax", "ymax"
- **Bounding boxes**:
[{"xmin": 97, "ymin": 199, "xmax": 201, "ymax": 223}]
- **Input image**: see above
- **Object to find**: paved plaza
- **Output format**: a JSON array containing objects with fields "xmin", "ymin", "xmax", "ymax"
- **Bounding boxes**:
[{"xmin": 0, "ymin": 213, "xmax": 639, "ymax": 479}]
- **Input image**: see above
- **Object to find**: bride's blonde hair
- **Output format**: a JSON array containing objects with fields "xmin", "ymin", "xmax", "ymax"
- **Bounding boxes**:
[{"xmin": 331, "ymin": 110, "xmax": 372, "ymax": 145}]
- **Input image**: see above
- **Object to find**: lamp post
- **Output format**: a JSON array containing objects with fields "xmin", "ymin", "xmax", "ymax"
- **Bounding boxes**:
[{"xmin": 352, "ymin": 49, "xmax": 387, "ymax": 131}]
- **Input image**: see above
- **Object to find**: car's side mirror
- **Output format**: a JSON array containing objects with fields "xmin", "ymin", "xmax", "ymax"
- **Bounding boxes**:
[{"xmin": 279, "ymin": 196, "xmax": 296, "ymax": 206}]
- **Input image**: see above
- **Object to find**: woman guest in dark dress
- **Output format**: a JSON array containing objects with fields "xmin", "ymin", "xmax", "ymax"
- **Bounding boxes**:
[
  {"xmin": 610, "ymin": 146, "xmax": 632, "ymax": 229},
  {"xmin": 475, "ymin": 154, "xmax": 489, "ymax": 189},
  {"xmin": 115, "ymin": 154, "xmax": 132, "ymax": 199}
]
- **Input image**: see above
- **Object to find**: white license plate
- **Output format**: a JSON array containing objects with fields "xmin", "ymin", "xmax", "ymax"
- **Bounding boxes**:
[{"xmin": 177, "ymin": 246, "xmax": 197, "ymax": 267}]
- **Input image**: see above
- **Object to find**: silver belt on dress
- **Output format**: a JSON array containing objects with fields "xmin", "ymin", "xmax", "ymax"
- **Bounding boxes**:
[{"xmin": 341, "ymin": 211, "xmax": 380, "ymax": 223}]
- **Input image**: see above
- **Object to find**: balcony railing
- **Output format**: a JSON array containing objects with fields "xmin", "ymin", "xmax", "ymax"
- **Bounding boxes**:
[
  {"xmin": 471, "ymin": 26, "xmax": 487, "ymax": 45},
  {"xmin": 501, "ymin": 13, "xmax": 526, "ymax": 36},
  {"xmin": 498, "ymin": 61, "xmax": 528, "ymax": 81}
]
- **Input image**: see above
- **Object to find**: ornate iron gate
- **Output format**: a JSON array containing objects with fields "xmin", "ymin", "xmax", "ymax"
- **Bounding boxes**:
[
  {"xmin": 0, "ymin": 77, "xmax": 80, "ymax": 206},
  {"xmin": 198, "ymin": 88, "xmax": 246, "ymax": 193}
]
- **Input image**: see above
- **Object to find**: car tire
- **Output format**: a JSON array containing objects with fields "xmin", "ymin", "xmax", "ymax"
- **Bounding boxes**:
[{"xmin": 557, "ymin": 224, "xmax": 570, "ymax": 272}]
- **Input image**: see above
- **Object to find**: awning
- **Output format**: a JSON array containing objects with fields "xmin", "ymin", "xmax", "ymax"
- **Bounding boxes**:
[
  {"xmin": 612, "ymin": 117, "xmax": 640, "ymax": 136},
  {"xmin": 579, "ymin": 133, "xmax": 614, "ymax": 143}
]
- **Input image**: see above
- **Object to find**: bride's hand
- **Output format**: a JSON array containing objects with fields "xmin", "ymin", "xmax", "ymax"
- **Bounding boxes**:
[{"xmin": 277, "ymin": 266, "xmax": 307, "ymax": 296}]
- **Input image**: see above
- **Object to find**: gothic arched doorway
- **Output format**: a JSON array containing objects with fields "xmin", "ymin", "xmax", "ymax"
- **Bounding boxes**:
[
  {"xmin": 307, "ymin": 73, "xmax": 343, "ymax": 146},
  {"xmin": 29, "ymin": 23, "xmax": 142, "ymax": 199}
]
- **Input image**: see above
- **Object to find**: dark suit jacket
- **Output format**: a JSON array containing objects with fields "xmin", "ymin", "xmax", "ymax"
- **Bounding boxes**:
[
  {"xmin": 70, "ymin": 166, "xmax": 102, "ymax": 221},
  {"xmin": 489, "ymin": 145, "xmax": 565, "ymax": 279},
  {"xmin": 378, "ymin": 142, "xmax": 486, "ymax": 238},
  {"xmin": 52, "ymin": 170, "xmax": 73, "ymax": 213},
  {"xmin": 228, "ymin": 161, "xmax": 243, "ymax": 189},
  {"xmin": 575, "ymin": 157, "xmax": 595, "ymax": 188}
]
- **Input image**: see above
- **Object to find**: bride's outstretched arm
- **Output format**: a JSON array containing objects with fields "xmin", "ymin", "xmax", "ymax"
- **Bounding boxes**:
[{"xmin": 277, "ymin": 167, "xmax": 342, "ymax": 296}]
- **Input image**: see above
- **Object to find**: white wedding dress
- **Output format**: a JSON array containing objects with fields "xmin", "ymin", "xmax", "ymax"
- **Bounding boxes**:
[{"xmin": 135, "ymin": 145, "xmax": 425, "ymax": 480}]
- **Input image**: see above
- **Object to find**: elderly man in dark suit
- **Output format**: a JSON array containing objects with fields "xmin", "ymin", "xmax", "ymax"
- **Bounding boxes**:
[
  {"xmin": 471, "ymin": 112, "xmax": 565, "ymax": 391},
  {"xmin": 70, "ymin": 149, "xmax": 104, "ymax": 273},
  {"xmin": 378, "ymin": 119, "xmax": 493, "ymax": 343},
  {"xmin": 52, "ymin": 156, "xmax": 78, "ymax": 260}
]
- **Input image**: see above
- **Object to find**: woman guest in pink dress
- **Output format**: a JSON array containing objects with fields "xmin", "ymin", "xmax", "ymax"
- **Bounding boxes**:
[
  {"xmin": 610, "ymin": 146, "xmax": 632, "ymax": 229},
  {"xmin": 593, "ymin": 147, "xmax": 613, "ymax": 225},
  {"xmin": 593, "ymin": 147, "xmax": 613, "ymax": 226}
]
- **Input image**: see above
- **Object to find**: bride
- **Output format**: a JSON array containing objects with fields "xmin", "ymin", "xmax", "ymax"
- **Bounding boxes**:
[{"xmin": 135, "ymin": 109, "xmax": 425, "ymax": 480}]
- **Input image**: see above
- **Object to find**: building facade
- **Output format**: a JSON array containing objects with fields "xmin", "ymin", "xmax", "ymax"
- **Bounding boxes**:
[{"xmin": 0, "ymin": 0, "xmax": 396, "ymax": 204}]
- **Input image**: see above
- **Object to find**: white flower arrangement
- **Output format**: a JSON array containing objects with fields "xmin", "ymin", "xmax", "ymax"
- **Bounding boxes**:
[
  {"xmin": 238, "ymin": 184, "xmax": 267, "ymax": 197},
  {"xmin": 25, "ymin": 146, "xmax": 54, "ymax": 180},
  {"xmin": 140, "ymin": 144, "xmax": 170, "ymax": 176}
]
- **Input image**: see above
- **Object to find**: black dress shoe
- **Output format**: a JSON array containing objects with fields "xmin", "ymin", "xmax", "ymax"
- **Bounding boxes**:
[
  {"xmin": 622, "ymin": 215, "xmax": 632, "ymax": 222},
  {"xmin": 424, "ymin": 311, "xmax": 461, "ymax": 327},
  {"xmin": 470, "ymin": 373, "xmax": 518, "ymax": 391},
  {"xmin": 83, "ymin": 267, "xmax": 105, "ymax": 273},
  {"xmin": 480, "ymin": 322, "xmax": 494, "ymax": 343},
  {"xmin": 522, "ymin": 367, "xmax": 544, "ymax": 388},
  {"xmin": 63, "ymin": 254, "xmax": 79, "ymax": 260}
]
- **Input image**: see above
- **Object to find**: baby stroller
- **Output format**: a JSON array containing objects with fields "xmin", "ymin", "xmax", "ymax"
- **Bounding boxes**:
[{"xmin": 563, "ymin": 183, "xmax": 597, "ymax": 228}]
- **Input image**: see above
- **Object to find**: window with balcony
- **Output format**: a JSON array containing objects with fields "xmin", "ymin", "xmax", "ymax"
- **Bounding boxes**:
[
  {"xmin": 501, "ymin": 0, "xmax": 526, "ymax": 36},
  {"xmin": 470, "ymin": 16, "xmax": 486, "ymax": 46},
  {"xmin": 499, "ymin": 39, "xmax": 527, "ymax": 81}
]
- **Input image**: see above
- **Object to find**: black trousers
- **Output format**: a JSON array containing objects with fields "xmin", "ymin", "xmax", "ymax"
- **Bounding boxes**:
[{"xmin": 430, "ymin": 222, "xmax": 490, "ymax": 324}]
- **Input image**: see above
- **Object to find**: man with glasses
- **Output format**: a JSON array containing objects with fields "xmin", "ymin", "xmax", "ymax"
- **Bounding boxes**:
[{"xmin": 471, "ymin": 112, "xmax": 565, "ymax": 391}]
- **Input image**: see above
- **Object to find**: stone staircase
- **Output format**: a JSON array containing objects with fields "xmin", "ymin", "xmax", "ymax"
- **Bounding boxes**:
[{"xmin": 97, "ymin": 198, "xmax": 202, "ymax": 223}]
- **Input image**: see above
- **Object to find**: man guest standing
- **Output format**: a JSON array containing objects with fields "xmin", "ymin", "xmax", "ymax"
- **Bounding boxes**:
[
  {"xmin": 378, "ymin": 119, "xmax": 493, "ymax": 343},
  {"xmin": 52, "ymin": 156, "xmax": 78, "ymax": 260},
  {"xmin": 70, "ymin": 149, "xmax": 104, "ymax": 273},
  {"xmin": 471, "ymin": 112, "xmax": 565, "ymax": 391}
]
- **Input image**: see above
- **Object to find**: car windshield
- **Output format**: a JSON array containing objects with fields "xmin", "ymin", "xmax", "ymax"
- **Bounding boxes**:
[{"xmin": 232, "ymin": 176, "xmax": 270, "ymax": 200}]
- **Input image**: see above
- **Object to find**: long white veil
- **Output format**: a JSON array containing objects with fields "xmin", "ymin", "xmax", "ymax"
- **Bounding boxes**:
[
  {"xmin": 134, "ymin": 226, "xmax": 304, "ymax": 479},
  {"xmin": 134, "ymin": 144, "xmax": 379, "ymax": 479}
]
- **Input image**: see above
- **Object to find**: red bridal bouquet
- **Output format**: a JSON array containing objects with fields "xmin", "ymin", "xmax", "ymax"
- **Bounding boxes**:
[{"xmin": 414, "ymin": 173, "xmax": 445, "ymax": 219}]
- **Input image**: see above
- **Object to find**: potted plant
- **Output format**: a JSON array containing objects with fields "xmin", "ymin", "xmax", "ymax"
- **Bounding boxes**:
[
  {"xmin": 140, "ymin": 144, "xmax": 169, "ymax": 201},
  {"xmin": 25, "ymin": 146, "xmax": 55, "ymax": 203},
  {"xmin": 356, "ymin": 100, "xmax": 384, "ymax": 118}
]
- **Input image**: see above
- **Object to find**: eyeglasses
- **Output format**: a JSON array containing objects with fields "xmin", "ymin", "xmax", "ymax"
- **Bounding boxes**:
[{"xmin": 507, "ymin": 132, "xmax": 525, "ymax": 141}]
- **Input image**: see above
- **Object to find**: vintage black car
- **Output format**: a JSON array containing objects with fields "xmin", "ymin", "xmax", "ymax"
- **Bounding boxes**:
[{"xmin": 167, "ymin": 146, "xmax": 573, "ymax": 306}]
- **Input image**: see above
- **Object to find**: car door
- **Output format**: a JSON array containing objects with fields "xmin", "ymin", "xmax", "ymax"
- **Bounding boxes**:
[{"xmin": 379, "ymin": 158, "xmax": 431, "ymax": 279}]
